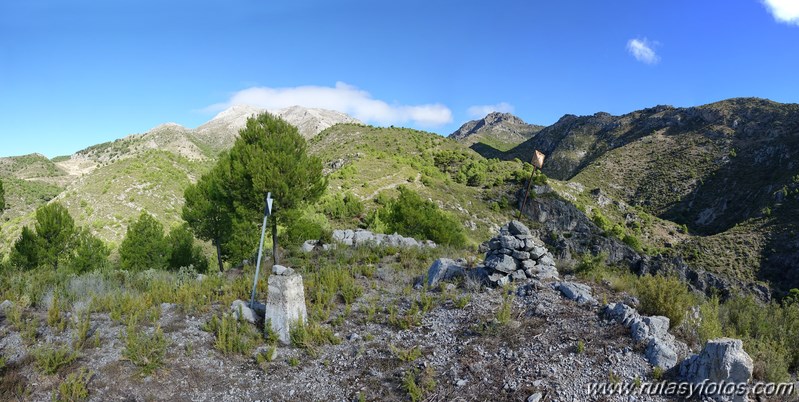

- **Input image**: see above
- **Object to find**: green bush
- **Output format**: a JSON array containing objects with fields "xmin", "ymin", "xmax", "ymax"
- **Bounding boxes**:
[
  {"xmin": 281, "ymin": 210, "xmax": 331, "ymax": 247},
  {"xmin": 119, "ymin": 212, "xmax": 169, "ymax": 271},
  {"xmin": 202, "ymin": 313, "xmax": 261, "ymax": 355},
  {"xmin": 31, "ymin": 344, "xmax": 79, "ymax": 375},
  {"xmin": 636, "ymin": 273, "xmax": 694, "ymax": 327},
  {"xmin": 320, "ymin": 193, "xmax": 363, "ymax": 220},
  {"xmin": 68, "ymin": 229, "xmax": 110, "ymax": 274},
  {"xmin": 122, "ymin": 323, "xmax": 169, "ymax": 375},
  {"xmin": 592, "ymin": 211, "xmax": 612, "ymax": 232},
  {"xmin": 54, "ymin": 368, "xmax": 93, "ymax": 402},
  {"xmin": 376, "ymin": 187, "xmax": 467, "ymax": 248},
  {"xmin": 622, "ymin": 234, "xmax": 642, "ymax": 252},
  {"xmin": 574, "ymin": 252, "xmax": 607, "ymax": 275},
  {"xmin": 717, "ymin": 295, "xmax": 799, "ymax": 381},
  {"xmin": 166, "ymin": 224, "xmax": 209, "ymax": 273}
]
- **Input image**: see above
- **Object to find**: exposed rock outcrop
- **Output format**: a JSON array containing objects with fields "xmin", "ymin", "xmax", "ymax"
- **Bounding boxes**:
[
  {"xmin": 679, "ymin": 338, "xmax": 754, "ymax": 402},
  {"xmin": 328, "ymin": 229, "xmax": 436, "ymax": 249},
  {"xmin": 604, "ymin": 302, "xmax": 684, "ymax": 369}
]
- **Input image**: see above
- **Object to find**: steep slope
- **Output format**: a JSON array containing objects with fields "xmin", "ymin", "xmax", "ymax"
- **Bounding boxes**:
[
  {"xmin": 309, "ymin": 124, "xmax": 533, "ymax": 244},
  {"xmin": 496, "ymin": 98, "xmax": 799, "ymax": 293},
  {"xmin": 449, "ymin": 112, "xmax": 544, "ymax": 152},
  {"xmin": 501, "ymin": 98, "xmax": 799, "ymax": 235}
]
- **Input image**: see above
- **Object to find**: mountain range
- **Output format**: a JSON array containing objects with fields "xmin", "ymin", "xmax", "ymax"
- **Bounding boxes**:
[{"xmin": 1, "ymin": 98, "xmax": 798, "ymax": 295}]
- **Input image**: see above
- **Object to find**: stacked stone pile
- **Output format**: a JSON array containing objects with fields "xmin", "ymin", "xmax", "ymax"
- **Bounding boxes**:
[{"xmin": 482, "ymin": 220, "xmax": 559, "ymax": 287}]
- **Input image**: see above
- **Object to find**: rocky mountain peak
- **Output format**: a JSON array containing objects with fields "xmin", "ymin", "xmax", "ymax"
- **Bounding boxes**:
[{"xmin": 449, "ymin": 111, "xmax": 545, "ymax": 150}]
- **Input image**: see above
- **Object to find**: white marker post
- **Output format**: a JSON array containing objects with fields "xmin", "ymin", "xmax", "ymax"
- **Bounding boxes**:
[{"xmin": 250, "ymin": 192, "xmax": 273, "ymax": 309}]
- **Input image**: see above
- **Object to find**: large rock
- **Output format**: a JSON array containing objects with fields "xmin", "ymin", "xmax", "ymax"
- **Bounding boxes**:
[
  {"xmin": 499, "ymin": 235, "xmax": 523, "ymax": 251},
  {"xmin": 265, "ymin": 270, "xmax": 308, "ymax": 345},
  {"xmin": 528, "ymin": 245, "xmax": 547, "ymax": 259},
  {"xmin": 426, "ymin": 258, "xmax": 465, "ymax": 288},
  {"xmin": 231, "ymin": 300, "xmax": 258, "ymax": 324},
  {"xmin": 646, "ymin": 337, "xmax": 678, "ymax": 370},
  {"xmin": 508, "ymin": 220, "xmax": 531, "ymax": 236},
  {"xmin": 352, "ymin": 230, "xmax": 375, "ymax": 246},
  {"xmin": 332, "ymin": 229, "xmax": 355, "ymax": 246},
  {"xmin": 679, "ymin": 338, "xmax": 754, "ymax": 402},
  {"xmin": 0, "ymin": 300, "xmax": 13, "ymax": 313},
  {"xmin": 301, "ymin": 240, "xmax": 318, "ymax": 253},
  {"xmin": 555, "ymin": 281, "xmax": 596, "ymax": 305},
  {"xmin": 605, "ymin": 303, "xmax": 640, "ymax": 327},
  {"xmin": 485, "ymin": 254, "xmax": 518, "ymax": 274}
]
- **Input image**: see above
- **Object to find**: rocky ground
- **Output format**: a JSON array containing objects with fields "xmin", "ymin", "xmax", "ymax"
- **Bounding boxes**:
[{"xmin": 1, "ymin": 223, "xmax": 759, "ymax": 401}]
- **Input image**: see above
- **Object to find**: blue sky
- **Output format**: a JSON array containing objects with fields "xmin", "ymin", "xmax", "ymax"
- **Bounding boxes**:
[{"xmin": 1, "ymin": 0, "xmax": 798, "ymax": 158}]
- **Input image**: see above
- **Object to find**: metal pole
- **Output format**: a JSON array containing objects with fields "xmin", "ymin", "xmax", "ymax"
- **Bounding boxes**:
[
  {"xmin": 518, "ymin": 164, "xmax": 537, "ymax": 220},
  {"xmin": 250, "ymin": 192, "xmax": 271, "ymax": 308}
]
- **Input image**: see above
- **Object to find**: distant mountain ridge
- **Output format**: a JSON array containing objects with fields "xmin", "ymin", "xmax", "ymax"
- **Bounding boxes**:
[{"xmin": 449, "ymin": 112, "xmax": 544, "ymax": 151}]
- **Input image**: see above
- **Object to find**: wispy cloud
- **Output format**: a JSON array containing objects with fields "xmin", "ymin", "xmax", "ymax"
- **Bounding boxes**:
[
  {"xmin": 467, "ymin": 102, "xmax": 515, "ymax": 118},
  {"xmin": 762, "ymin": 0, "xmax": 799, "ymax": 25},
  {"xmin": 626, "ymin": 38, "xmax": 660, "ymax": 65},
  {"xmin": 203, "ymin": 82, "xmax": 452, "ymax": 126}
]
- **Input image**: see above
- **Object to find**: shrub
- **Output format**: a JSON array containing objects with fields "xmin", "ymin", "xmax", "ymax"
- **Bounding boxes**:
[
  {"xmin": 202, "ymin": 313, "xmax": 261, "ymax": 355},
  {"xmin": 591, "ymin": 211, "xmax": 612, "ymax": 232},
  {"xmin": 378, "ymin": 187, "xmax": 467, "ymax": 248},
  {"xmin": 281, "ymin": 210, "xmax": 330, "ymax": 247},
  {"xmin": 320, "ymin": 193, "xmax": 364, "ymax": 220},
  {"xmin": 390, "ymin": 344, "xmax": 422, "ymax": 362},
  {"xmin": 574, "ymin": 252, "xmax": 607, "ymax": 275},
  {"xmin": 694, "ymin": 295, "xmax": 723, "ymax": 345},
  {"xmin": 122, "ymin": 323, "xmax": 168, "ymax": 375},
  {"xmin": 636, "ymin": 274, "xmax": 694, "ymax": 327},
  {"xmin": 119, "ymin": 212, "xmax": 169, "ymax": 271},
  {"xmin": 166, "ymin": 224, "xmax": 209, "ymax": 273},
  {"xmin": 31, "ymin": 344, "xmax": 79, "ymax": 375},
  {"xmin": 54, "ymin": 368, "xmax": 93, "ymax": 402},
  {"xmin": 622, "ymin": 234, "xmax": 642, "ymax": 252},
  {"xmin": 68, "ymin": 229, "xmax": 110, "ymax": 273},
  {"xmin": 402, "ymin": 367, "xmax": 436, "ymax": 402}
]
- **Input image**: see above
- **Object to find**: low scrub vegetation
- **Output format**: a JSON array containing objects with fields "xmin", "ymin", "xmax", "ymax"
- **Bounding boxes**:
[
  {"xmin": 367, "ymin": 186, "xmax": 467, "ymax": 247},
  {"xmin": 202, "ymin": 313, "xmax": 262, "ymax": 355},
  {"xmin": 31, "ymin": 344, "xmax": 79, "ymax": 375},
  {"xmin": 577, "ymin": 254, "xmax": 799, "ymax": 382},
  {"xmin": 122, "ymin": 322, "xmax": 169, "ymax": 376}
]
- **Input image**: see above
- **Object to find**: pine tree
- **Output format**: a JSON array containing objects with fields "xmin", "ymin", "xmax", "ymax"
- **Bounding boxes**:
[
  {"xmin": 34, "ymin": 202, "xmax": 76, "ymax": 270},
  {"xmin": 182, "ymin": 153, "xmax": 233, "ymax": 271},
  {"xmin": 119, "ymin": 212, "xmax": 169, "ymax": 271},
  {"xmin": 68, "ymin": 229, "xmax": 110, "ymax": 273},
  {"xmin": 166, "ymin": 224, "xmax": 209, "ymax": 273},
  {"xmin": 11, "ymin": 226, "xmax": 41, "ymax": 270},
  {"xmin": 220, "ymin": 112, "xmax": 326, "ymax": 264}
]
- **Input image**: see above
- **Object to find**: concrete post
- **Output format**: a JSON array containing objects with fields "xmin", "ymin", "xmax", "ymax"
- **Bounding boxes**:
[{"xmin": 264, "ymin": 265, "xmax": 308, "ymax": 345}]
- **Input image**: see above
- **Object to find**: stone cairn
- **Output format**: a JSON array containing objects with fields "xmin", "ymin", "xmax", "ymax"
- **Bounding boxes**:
[{"xmin": 481, "ymin": 220, "xmax": 559, "ymax": 287}]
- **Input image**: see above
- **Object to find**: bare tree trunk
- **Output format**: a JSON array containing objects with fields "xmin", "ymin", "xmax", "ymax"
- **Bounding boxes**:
[{"xmin": 214, "ymin": 238, "xmax": 224, "ymax": 272}]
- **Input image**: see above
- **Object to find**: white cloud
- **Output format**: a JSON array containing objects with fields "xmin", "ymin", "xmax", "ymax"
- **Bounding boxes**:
[
  {"xmin": 204, "ymin": 82, "xmax": 452, "ymax": 126},
  {"xmin": 626, "ymin": 38, "xmax": 660, "ymax": 65},
  {"xmin": 762, "ymin": 0, "xmax": 799, "ymax": 25},
  {"xmin": 467, "ymin": 102, "xmax": 515, "ymax": 118}
]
